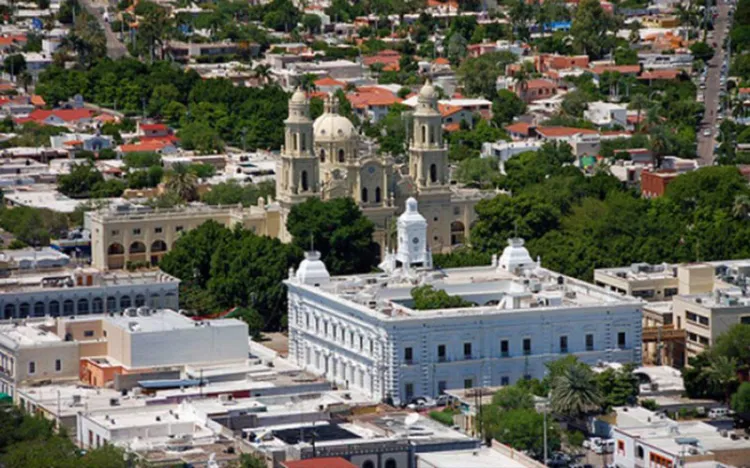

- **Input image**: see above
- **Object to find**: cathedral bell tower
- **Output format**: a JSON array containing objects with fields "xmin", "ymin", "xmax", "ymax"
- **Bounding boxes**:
[
  {"xmin": 409, "ymin": 80, "xmax": 449, "ymax": 193},
  {"xmin": 277, "ymin": 88, "xmax": 320, "ymax": 241}
]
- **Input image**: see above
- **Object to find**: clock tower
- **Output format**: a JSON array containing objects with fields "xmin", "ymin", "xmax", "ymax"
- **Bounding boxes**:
[{"xmin": 396, "ymin": 197, "xmax": 432, "ymax": 269}]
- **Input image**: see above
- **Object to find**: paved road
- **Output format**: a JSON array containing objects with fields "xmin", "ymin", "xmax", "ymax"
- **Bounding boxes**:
[
  {"xmin": 697, "ymin": 1, "xmax": 733, "ymax": 164},
  {"xmin": 78, "ymin": 0, "xmax": 129, "ymax": 59}
]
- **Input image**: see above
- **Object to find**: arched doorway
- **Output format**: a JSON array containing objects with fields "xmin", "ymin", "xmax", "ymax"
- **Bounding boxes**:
[{"xmin": 451, "ymin": 221, "xmax": 466, "ymax": 246}]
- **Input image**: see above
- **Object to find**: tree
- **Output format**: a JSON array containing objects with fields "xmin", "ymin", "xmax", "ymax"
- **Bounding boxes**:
[
  {"xmin": 690, "ymin": 41, "xmax": 715, "ymax": 62},
  {"xmin": 629, "ymin": 93, "xmax": 649, "ymax": 133},
  {"xmin": 253, "ymin": 64, "xmax": 272, "ymax": 85},
  {"xmin": 731, "ymin": 382, "xmax": 750, "ymax": 414},
  {"xmin": 492, "ymin": 89, "xmax": 526, "ymax": 126},
  {"xmin": 446, "ymin": 32, "xmax": 468, "ymax": 65},
  {"xmin": 491, "ymin": 385, "xmax": 535, "ymax": 411},
  {"xmin": 3, "ymin": 54, "xmax": 26, "ymax": 77},
  {"xmin": 457, "ymin": 51, "xmax": 517, "ymax": 98},
  {"xmin": 733, "ymin": 194, "xmax": 750, "ymax": 219},
  {"xmin": 232, "ymin": 307, "xmax": 265, "ymax": 340},
  {"xmin": 455, "ymin": 157, "xmax": 504, "ymax": 189},
  {"xmin": 201, "ymin": 180, "xmax": 275, "ymax": 207},
  {"xmin": 237, "ymin": 453, "xmax": 267, "ymax": 468},
  {"xmin": 411, "ymin": 285, "xmax": 475, "ymax": 310},
  {"xmin": 287, "ymin": 198, "xmax": 379, "ymax": 275},
  {"xmin": 164, "ymin": 163, "xmax": 199, "ymax": 202},
  {"xmin": 550, "ymin": 364, "xmax": 602, "ymax": 419},
  {"xmin": 57, "ymin": 162, "xmax": 115, "ymax": 199},
  {"xmin": 570, "ymin": 0, "xmax": 616, "ymax": 59},
  {"xmin": 489, "ymin": 408, "xmax": 561, "ymax": 460},
  {"xmin": 595, "ymin": 364, "xmax": 639, "ymax": 410},
  {"xmin": 707, "ymin": 355, "xmax": 739, "ymax": 404},
  {"xmin": 561, "ymin": 89, "xmax": 591, "ymax": 117},
  {"xmin": 301, "ymin": 14, "xmax": 322, "ymax": 34}
]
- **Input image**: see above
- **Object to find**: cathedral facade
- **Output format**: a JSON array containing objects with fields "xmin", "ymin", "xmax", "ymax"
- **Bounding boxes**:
[{"xmin": 276, "ymin": 81, "xmax": 490, "ymax": 255}]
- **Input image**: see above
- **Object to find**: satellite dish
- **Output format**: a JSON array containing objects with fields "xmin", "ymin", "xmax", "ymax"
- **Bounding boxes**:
[{"xmin": 405, "ymin": 413, "xmax": 420, "ymax": 427}]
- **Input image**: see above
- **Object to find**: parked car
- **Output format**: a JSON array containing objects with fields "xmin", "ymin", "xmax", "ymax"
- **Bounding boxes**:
[
  {"xmin": 583, "ymin": 437, "xmax": 602, "ymax": 450},
  {"xmin": 594, "ymin": 439, "xmax": 615, "ymax": 454},
  {"xmin": 407, "ymin": 396, "xmax": 437, "ymax": 410},
  {"xmin": 435, "ymin": 394, "xmax": 456, "ymax": 407},
  {"xmin": 709, "ymin": 407, "xmax": 731, "ymax": 419}
]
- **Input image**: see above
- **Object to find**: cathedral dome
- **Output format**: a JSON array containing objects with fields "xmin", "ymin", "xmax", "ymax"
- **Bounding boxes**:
[
  {"xmin": 290, "ymin": 87, "xmax": 307, "ymax": 104},
  {"xmin": 313, "ymin": 112, "xmax": 357, "ymax": 142}
]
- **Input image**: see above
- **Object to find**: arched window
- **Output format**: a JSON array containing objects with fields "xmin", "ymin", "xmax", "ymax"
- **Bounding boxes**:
[
  {"xmin": 34, "ymin": 301, "xmax": 45, "ymax": 317},
  {"xmin": 385, "ymin": 459, "xmax": 397, "ymax": 468},
  {"xmin": 49, "ymin": 301, "xmax": 60, "ymax": 317},
  {"xmin": 108, "ymin": 243, "xmax": 124, "ymax": 255},
  {"xmin": 92, "ymin": 298, "xmax": 103, "ymax": 314},
  {"xmin": 301, "ymin": 171, "xmax": 309, "ymax": 191},
  {"xmin": 106, "ymin": 296, "xmax": 117, "ymax": 312},
  {"xmin": 363, "ymin": 461, "xmax": 375, "ymax": 468},
  {"xmin": 375, "ymin": 186, "xmax": 382, "ymax": 203},
  {"xmin": 19, "ymin": 303, "xmax": 30, "ymax": 318},
  {"xmin": 120, "ymin": 295, "xmax": 132, "ymax": 309},
  {"xmin": 338, "ymin": 149, "xmax": 345, "ymax": 162},
  {"xmin": 421, "ymin": 125, "xmax": 427, "ymax": 143},
  {"xmin": 150, "ymin": 293, "xmax": 161, "ymax": 308},
  {"xmin": 320, "ymin": 149, "xmax": 326, "ymax": 163},
  {"xmin": 3, "ymin": 304, "xmax": 15, "ymax": 318},
  {"xmin": 151, "ymin": 240, "xmax": 167, "ymax": 252},
  {"xmin": 130, "ymin": 242, "xmax": 146, "ymax": 254},
  {"xmin": 361, "ymin": 187, "xmax": 368, "ymax": 203},
  {"xmin": 636, "ymin": 446, "xmax": 645, "ymax": 459},
  {"xmin": 430, "ymin": 163, "xmax": 438, "ymax": 183},
  {"xmin": 63, "ymin": 300, "xmax": 74, "ymax": 316},
  {"xmin": 451, "ymin": 221, "xmax": 466, "ymax": 246},
  {"xmin": 77, "ymin": 298, "xmax": 89, "ymax": 314},
  {"xmin": 293, "ymin": 133, "xmax": 298, "ymax": 151},
  {"xmin": 430, "ymin": 126, "xmax": 435, "ymax": 144},
  {"xmin": 300, "ymin": 133, "xmax": 306, "ymax": 151},
  {"xmin": 135, "ymin": 294, "xmax": 146, "ymax": 307}
]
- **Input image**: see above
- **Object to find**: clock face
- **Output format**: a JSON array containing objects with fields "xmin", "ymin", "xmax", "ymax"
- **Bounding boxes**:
[{"xmin": 412, "ymin": 237, "xmax": 419, "ymax": 245}]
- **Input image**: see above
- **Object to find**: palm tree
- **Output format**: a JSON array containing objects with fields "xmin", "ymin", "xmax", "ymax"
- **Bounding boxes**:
[
  {"xmin": 733, "ymin": 195, "xmax": 750, "ymax": 219},
  {"xmin": 298, "ymin": 73, "xmax": 318, "ymax": 93},
  {"xmin": 629, "ymin": 93, "xmax": 649, "ymax": 133},
  {"xmin": 550, "ymin": 364, "xmax": 602, "ymax": 421},
  {"xmin": 513, "ymin": 69, "xmax": 530, "ymax": 103},
  {"xmin": 707, "ymin": 355, "xmax": 739, "ymax": 404},
  {"xmin": 165, "ymin": 163, "xmax": 198, "ymax": 202},
  {"xmin": 649, "ymin": 126, "xmax": 670, "ymax": 169},
  {"xmin": 253, "ymin": 64, "xmax": 272, "ymax": 85}
]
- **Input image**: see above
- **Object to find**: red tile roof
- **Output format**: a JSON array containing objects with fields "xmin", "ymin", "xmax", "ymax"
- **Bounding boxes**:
[
  {"xmin": 314, "ymin": 76, "xmax": 345, "ymax": 87},
  {"xmin": 119, "ymin": 140, "xmax": 174, "ymax": 153},
  {"xmin": 433, "ymin": 57, "xmax": 450, "ymax": 65},
  {"xmin": 590, "ymin": 65, "xmax": 641, "ymax": 75},
  {"xmin": 526, "ymin": 79, "xmax": 557, "ymax": 90},
  {"xmin": 505, "ymin": 122, "xmax": 532, "ymax": 136},
  {"xmin": 346, "ymin": 87, "xmax": 401, "ymax": 108},
  {"xmin": 638, "ymin": 69, "xmax": 682, "ymax": 80},
  {"xmin": 140, "ymin": 123, "xmax": 168, "ymax": 132},
  {"xmin": 30, "ymin": 95, "xmax": 45, "ymax": 106},
  {"xmin": 438, "ymin": 103, "xmax": 462, "ymax": 117},
  {"xmin": 536, "ymin": 126, "xmax": 598, "ymax": 138},
  {"xmin": 282, "ymin": 458, "xmax": 357, "ymax": 468},
  {"xmin": 24, "ymin": 109, "xmax": 93, "ymax": 124}
]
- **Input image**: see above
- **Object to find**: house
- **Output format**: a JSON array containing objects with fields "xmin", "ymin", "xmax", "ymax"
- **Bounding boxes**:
[
  {"xmin": 346, "ymin": 86, "xmax": 402, "ymax": 123},
  {"xmin": 362, "ymin": 49, "xmax": 402, "ymax": 71},
  {"xmin": 589, "ymin": 64, "xmax": 641, "ymax": 78},
  {"xmin": 641, "ymin": 170, "xmax": 678, "ymax": 198},
  {"xmin": 117, "ymin": 140, "xmax": 178, "ymax": 156},
  {"xmin": 519, "ymin": 79, "xmax": 557, "ymax": 103},
  {"xmin": 0, "ymin": 35, "xmax": 27, "ymax": 53},
  {"xmin": 638, "ymin": 69, "xmax": 683, "ymax": 82},
  {"xmin": 49, "ymin": 133, "xmax": 114, "ymax": 153},
  {"xmin": 535, "ymin": 54, "xmax": 589, "ymax": 73},
  {"xmin": 315, "ymin": 76, "xmax": 346, "ymax": 93},
  {"xmin": 18, "ymin": 109, "xmax": 94, "ymax": 128},
  {"xmin": 584, "ymin": 101, "xmax": 628, "ymax": 128}
]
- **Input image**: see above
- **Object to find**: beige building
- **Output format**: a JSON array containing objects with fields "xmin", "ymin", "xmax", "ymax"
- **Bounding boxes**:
[
  {"xmin": 596, "ymin": 260, "xmax": 750, "ymax": 365},
  {"xmin": 88, "ymin": 201, "xmax": 282, "ymax": 270},
  {"xmin": 0, "ymin": 322, "xmax": 80, "ymax": 397},
  {"xmin": 88, "ymin": 82, "xmax": 492, "ymax": 270}
]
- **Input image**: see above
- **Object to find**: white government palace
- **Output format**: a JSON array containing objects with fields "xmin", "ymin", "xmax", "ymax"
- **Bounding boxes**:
[
  {"xmin": 286, "ymin": 198, "xmax": 644, "ymax": 404},
  {"xmin": 88, "ymin": 81, "xmax": 490, "ymax": 270}
]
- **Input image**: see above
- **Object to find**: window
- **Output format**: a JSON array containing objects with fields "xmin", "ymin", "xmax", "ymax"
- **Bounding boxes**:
[
  {"xmin": 699, "ymin": 336, "xmax": 710, "ymax": 346},
  {"xmin": 361, "ymin": 187, "xmax": 368, "ymax": 202},
  {"xmin": 464, "ymin": 378, "xmax": 473, "ymax": 389},
  {"xmin": 338, "ymin": 149, "xmax": 345, "ymax": 162},
  {"xmin": 523, "ymin": 338, "xmax": 531, "ymax": 355},
  {"xmin": 111, "ymin": 230, "xmax": 120, "ymax": 236},
  {"xmin": 500, "ymin": 339, "xmax": 509, "ymax": 357},
  {"xmin": 617, "ymin": 440, "xmax": 625, "ymax": 455},
  {"xmin": 301, "ymin": 171, "xmax": 309, "ymax": 191},
  {"xmin": 560, "ymin": 336, "xmax": 568, "ymax": 353},
  {"xmin": 463, "ymin": 342, "xmax": 472, "ymax": 359},
  {"xmin": 618, "ymin": 332, "xmax": 626, "ymax": 348},
  {"xmin": 438, "ymin": 380, "xmax": 447, "ymax": 394},
  {"xmin": 501, "ymin": 376, "xmax": 510, "ymax": 386},
  {"xmin": 55, "ymin": 359, "xmax": 61, "ymax": 372},
  {"xmin": 632, "ymin": 289, "xmax": 655, "ymax": 298},
  {"xmin": 363, "ymin": 462, "xmax": 375, "ymax": 468},
  {"xmin": 405, "ymin": 383, "xmax": 414, "ymax": 401},
  {"xmin": 404, "ymin": 347, "xmax": 413, "ymax": 364},
  {"xmin": 28, "ymin": 361, "xmax": 35, "ymax": 374},
  {"xmin": 385, "ymin": 459, "xmax": 397, "ymax": 468},
  {"xmin": 155, "ymin": 227, "xmax": 163, "ymax": 234},
  {"xmin": 375, "ymin": 187, "xmax": 381, "ymax": 203},
  {"xmin": 636, "ymin": 445, "xmax": 644, "ymax": 459},
  {"xmin": 430, "ymin": 164, "xmax": 438, "ymax": 183},
  {"xmin": 175, "ymin": 226, "xmax": 183, "ymax": 232},
  {"xmin": 84, "ymin": 330, "xmax": 94, "ymax": 338},
  {"xmin": 742, "ymin": 316, "xmax": 750, "ymax": 325},
  {"xmin": 437, "ymin": 344, "xmax": 446, "ymax": 362},
  {"xmin": 359, "ymin": 335, "xmax": 363, "ymax": 350},
  {"xmin": 132, "ymin": 228, "xmax": 141, "ymax": 235},
  {"xmin": 585, "ymin": 334, "xmax": 594, "ymax": 351},
  {"xmin": 664, "ymin": 287, "xmax": 678, "ymax": 298}
]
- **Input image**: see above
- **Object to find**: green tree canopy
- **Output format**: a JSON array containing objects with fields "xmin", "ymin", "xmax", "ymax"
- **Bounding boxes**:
[
  {"xmin": 287, "ymin": 198, "xmax": 379, "ymax": 275},
  {"xmin": 411, "ymin": 285, "xmax": 475, "ymax": 310}
]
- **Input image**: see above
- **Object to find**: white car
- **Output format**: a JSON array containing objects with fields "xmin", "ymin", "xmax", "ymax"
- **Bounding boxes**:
[
  {"xmin": 583, "ymin": 437, "xmax": 602, "ymax": 450},
  {"xmin": 703, "ymin": 128, "xmax": 712, "ymax": 137}
]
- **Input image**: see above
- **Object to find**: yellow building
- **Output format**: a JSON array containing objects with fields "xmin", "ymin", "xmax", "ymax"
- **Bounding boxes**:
[{"xmin": 89, "ymin": 81, "xmax": 492, "ymax": 271}]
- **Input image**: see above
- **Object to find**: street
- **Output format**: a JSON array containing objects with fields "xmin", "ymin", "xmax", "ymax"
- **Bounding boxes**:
[
  {"xmin": 78, "ymin": 0, "xmax": 129, "ymax": 59},
  {"xmin": 697, "ymin": 0, "xmax": 733, "ymax": 164}
]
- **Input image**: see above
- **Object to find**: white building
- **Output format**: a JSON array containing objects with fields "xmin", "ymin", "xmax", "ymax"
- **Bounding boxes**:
[
  {"xmin": 0, "ymin": 249, "xmax": 180, "ymax": 319},
  {"xmin": 286, "ymin": 199, "xmax": 643, "ymax": 404},
  {"xmin": 481, "ymin": 140, "xmax": 544, "ymax": 172},
  {"xmin": 584, "ymin": 101, "xmax": 628, "ymax": 128},
  {"xmin": 611, "ymin": 406, "xmax": 750, "ymax": 468}
]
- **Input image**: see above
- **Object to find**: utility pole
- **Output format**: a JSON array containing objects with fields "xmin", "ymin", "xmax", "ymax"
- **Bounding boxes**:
[{"xmin": 543, "ymin": 396, "xmax": 548, "ymax": 466}]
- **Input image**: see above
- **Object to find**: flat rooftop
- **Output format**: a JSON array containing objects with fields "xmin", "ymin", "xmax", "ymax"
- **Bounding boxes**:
[
  {"xmin": 0, "ymin": 321, "xmax": 62, "ymax": 348},
  {"xmin": 595, "ymin": 259, "xmax": 750, "ymax": 284},
  {"xmin": 310, "ymin": 263, "xmax": 640, "ymax": 320},
  {"xmin": 0, "ymin": 267, "xmax": 178, "ymax": 295},
  {"xmin": 104, "ymin": 309, "xmax": 240, "ymax": 334},
  {"xmin": 17, "ymin": 383, "xmax": 149, "ymax": 418},
  {"xmin": 416, "ymin": 447, "xmax": 529, "ymax": 468}
]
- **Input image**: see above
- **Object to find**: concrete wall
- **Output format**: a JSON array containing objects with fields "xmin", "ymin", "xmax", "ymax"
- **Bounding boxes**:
[
  {"xmin": 17, "ymin": 342, "xmax": 79, "ymax": 384},
  {"xmin": 114, "ymin": 369, "xmax": 181, "ymax": 391}
]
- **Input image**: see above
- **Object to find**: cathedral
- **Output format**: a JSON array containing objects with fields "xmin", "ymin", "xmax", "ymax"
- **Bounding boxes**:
[{"xmin": 275, "ymin": 80, "xmax": 491, "ymax": 255}]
